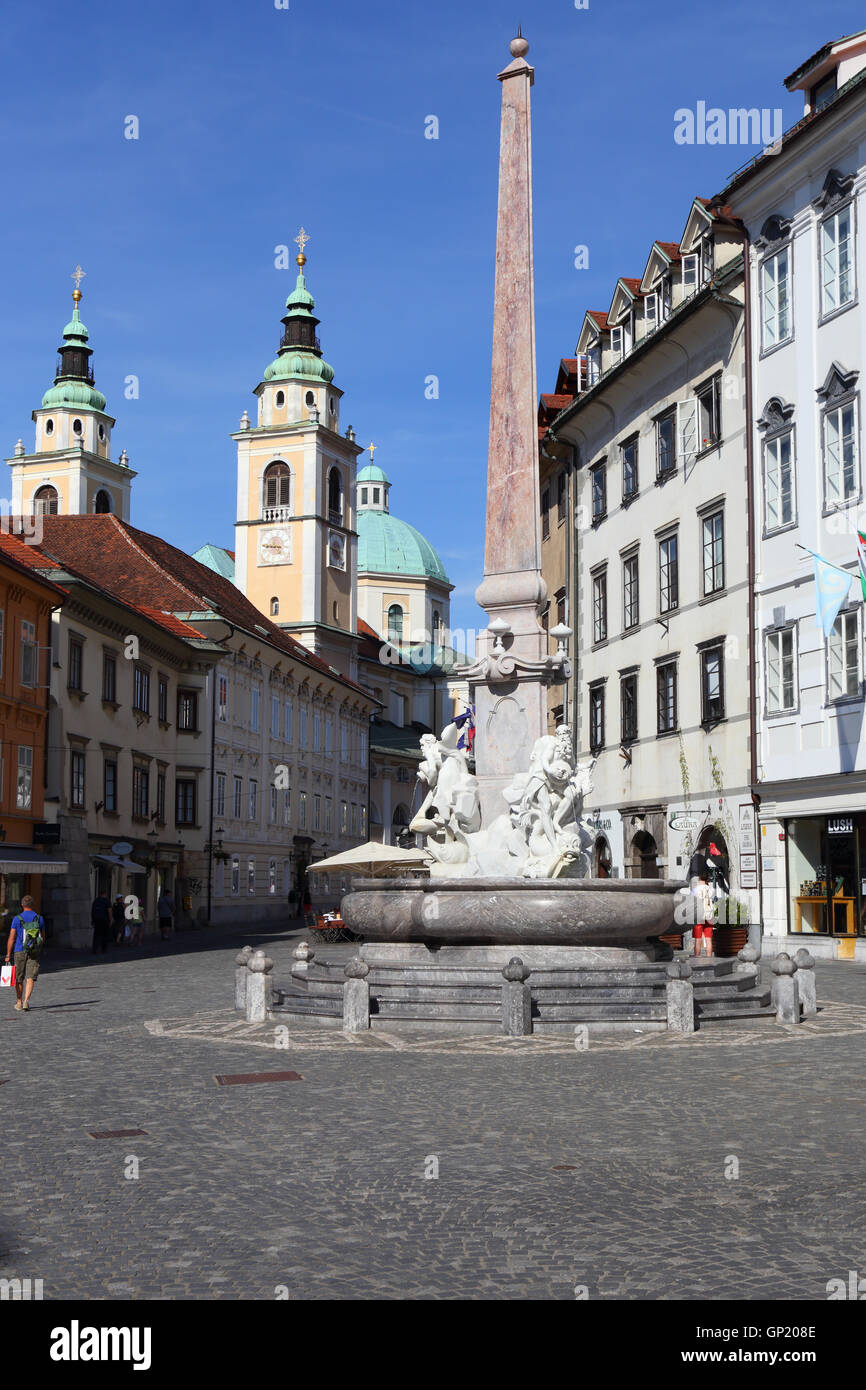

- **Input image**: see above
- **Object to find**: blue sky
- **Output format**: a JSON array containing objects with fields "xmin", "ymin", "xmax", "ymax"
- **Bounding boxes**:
[{"xmin": 0, "ymin": 0, "xmax": 861, "ymax": 636}]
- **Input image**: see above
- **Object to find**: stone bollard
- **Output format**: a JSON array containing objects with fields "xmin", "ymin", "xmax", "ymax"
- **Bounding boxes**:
[
  {"xmin": 245, "ymin": 950, "xmax": 275, "ymax": 1023},
  {"xmin": 771, "ymin": 953, "xmax": 800, "ymax": 1024},
  {"xmin": 793, "ymin": 948, "xmax": 817, "ymax": 1017},
  {"xmin": 234, "ymin": 946, "xmax": 252, "ymax": 1012},
  {"xmin": 666, "ymin": 960, "xmax": 695, "ymax": 1033},
  {"xmin": 736, "ymin": 942, "xmax": 760, "ymax": 979},
  {"xmin": 292, "ymin": 940, "xmax": 314, "ymax": 975},
  {"xmin": 343, "ymin": 958, "xmax": 371, "ymax": 1033},
  {"xmin": 501, "ymin": 957, "xmax": 532, "ymax": 1036}
]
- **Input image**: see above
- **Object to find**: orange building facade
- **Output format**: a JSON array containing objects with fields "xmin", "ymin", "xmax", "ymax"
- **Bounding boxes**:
[{"xmin": 0, "ymin": 531, "xmax": 67, "ymax": 927}]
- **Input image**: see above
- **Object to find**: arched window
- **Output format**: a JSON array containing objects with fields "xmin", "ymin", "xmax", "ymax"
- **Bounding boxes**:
[
  {"xmin": 93, "ymin": 489, "xmax": 112, "ymax": 514},
  {"xmin": 33, "ymin": 485, "xmax": 58, "ymax": 516},
  {"xmin": 392, "ymin": 804, "xmax": 410, "ymax": 827},
  {"xmin": 263, "ymin": 461, "xmax": 291, "ymax": 515},
  {"xmin": 387, "ymin": 604, "xmax": 403, "ymax": 645},
  {"xmin": 270, "ymin": 597, "xmax": 279, "ymax": 617},
  {"xmin": 328, "ymin": 466, "xmax": 343, "ymax": 522}
]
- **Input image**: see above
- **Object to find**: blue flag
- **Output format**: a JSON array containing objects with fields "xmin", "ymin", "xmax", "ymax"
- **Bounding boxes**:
[{"xmin": 813, "ymin": 554, "xmax": 852, "ymax": 636}]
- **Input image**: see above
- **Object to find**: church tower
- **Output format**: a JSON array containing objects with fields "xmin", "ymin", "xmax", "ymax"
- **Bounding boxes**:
[
  {"xmin": 233, "ymin": 231, "xmax": 362, "ymax": 679},
  {"xmin": 7, "ymin": 268, "xmax": 135, "ymax": 518}
]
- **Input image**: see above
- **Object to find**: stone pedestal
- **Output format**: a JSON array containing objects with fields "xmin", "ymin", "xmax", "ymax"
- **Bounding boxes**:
[
  {"xmin": 665, "ymin": 961, "xmax": 695, "ymax": 1033},
  {"xmin": 771, "ymin": 953, "xmax": 800, "ymax": 1024},
  {"xmin": 234, "ymin": 946, "xmax": 252, "ymax": 1011},
  {"xmin": 343, "ymin": 959, "xmax": 371, "ymax": 1032},
  {"xmin": 246, "ymin": 950, "xmax": 274, "ymax": 1023},
  {"xmin": 793, "ymin": 948, "xmax": 817, "ymax": 1017},
  {"xmin": 501, "ymin": 957, "xmax": 532, "ymax": 1035}
]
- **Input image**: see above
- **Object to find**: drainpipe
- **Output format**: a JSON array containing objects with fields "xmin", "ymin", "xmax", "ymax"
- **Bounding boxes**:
[{"xmin": 738, "ymin": 232, "xmax": 762, "ymax": 933}]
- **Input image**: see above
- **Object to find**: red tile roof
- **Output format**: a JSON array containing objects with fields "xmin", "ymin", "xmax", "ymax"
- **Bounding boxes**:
[
  {"xmin": 0, "ymin": 529, "xmax": 67, "ymax": 601},
  {"xmin": 654, "ymin": 241, "xmax": 682, "ymax": 262},
  {"xmin": 586, "ymin": 310, "xmax": 609, "ymax": 328},
  {"xmin": 619, "ymin": 277, "xmax": 644, "ymax": 295},
  {"xmin": 25, "ymin": 515, "xmax": 373, "ymax": 700}
]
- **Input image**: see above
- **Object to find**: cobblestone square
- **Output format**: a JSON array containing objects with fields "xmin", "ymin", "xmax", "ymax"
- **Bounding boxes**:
[{"xmin": 2, "ymin": 926, "xmax": 865, "ymax": 1301}]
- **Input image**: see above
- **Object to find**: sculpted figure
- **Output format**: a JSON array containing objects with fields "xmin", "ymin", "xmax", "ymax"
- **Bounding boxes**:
[
  {"xmin": 503, "ymin": 725, "xmax": 595, "ymax": 877},
  {"xmin": 410, "ymin": 720, "xmax": 481, "ymax": 865}
]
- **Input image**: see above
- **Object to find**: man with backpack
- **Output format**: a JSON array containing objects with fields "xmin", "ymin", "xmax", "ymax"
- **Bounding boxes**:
[{"xmin": 4, "ymin": 895, "xmax": 45, "ymax": 1012}]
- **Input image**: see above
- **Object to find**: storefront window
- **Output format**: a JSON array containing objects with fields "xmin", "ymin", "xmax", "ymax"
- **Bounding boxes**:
[{"xmin": 789, "ymin": 816, "xmax": 860, "ymax": 936}]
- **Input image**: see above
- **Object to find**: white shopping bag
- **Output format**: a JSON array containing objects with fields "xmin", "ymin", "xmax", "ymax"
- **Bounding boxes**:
[{"xmin": 1, "ymin": 963, "xmax": 16, "ymax": 988}]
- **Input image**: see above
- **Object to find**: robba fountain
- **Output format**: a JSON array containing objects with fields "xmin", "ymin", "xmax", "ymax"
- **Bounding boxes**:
[{"xmin": 274, "ymin": 32, "xmax": 774, "ymax": 1034}]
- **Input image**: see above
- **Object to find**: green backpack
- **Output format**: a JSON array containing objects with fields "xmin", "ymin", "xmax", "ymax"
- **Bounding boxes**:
[{"xmin": 19, "ymin": 913, "xmax": 44, "ymax": 955}]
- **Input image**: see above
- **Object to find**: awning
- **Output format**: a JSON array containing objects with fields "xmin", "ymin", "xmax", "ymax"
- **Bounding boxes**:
[
  {"xmin": 0, "ymin": 849, "xmax": 68, "ymax": 876},
  {"xmin": 93, "ymin": 853, "xmax": 149, "ymax": 874}
]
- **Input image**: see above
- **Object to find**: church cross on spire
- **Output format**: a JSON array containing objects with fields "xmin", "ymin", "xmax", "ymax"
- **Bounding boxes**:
[
  {"xmin": 294, "ymin": 227, "xmax": 310, "ymax": 268},
  {"xmin": 71, "ymin": 263, "xmax": 86, "ymax": 302}
]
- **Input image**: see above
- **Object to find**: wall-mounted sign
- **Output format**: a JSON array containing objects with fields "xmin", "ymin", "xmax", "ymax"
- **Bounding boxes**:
[
  {"xmin": 740, "ymin": 873, "xmax": 758, "ymax": 890},
  {"xmin": 828, "ymin": 817, "xmax": 853, "ymax": 835},
  {"xmin": 762, "ymin": 857, "xmax": 775, "ymax": 873},
  {"xmin": 32, "ymin": 823, "xmax": 61, "ymax": 845},
  {"xmin": 587, "ymin": 816, "xmax": 613, "ymax": 831},
  {"xmin": 669, "ymin": 814, "xmax": 701, "ymax": 833},
  {"xmin": 740, "ymin": 854, "xmax": 757, "ymax": 873},
  {"xmin": 111, "ymin": 841, "xmax": 134, "ymax": 857},
  {"xmin": 738, "ymin": 803, "xmax": 757, "ymax": 855}
]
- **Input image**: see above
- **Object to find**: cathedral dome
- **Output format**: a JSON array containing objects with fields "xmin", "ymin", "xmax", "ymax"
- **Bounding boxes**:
[
  {"xmin": 357, "ymin": 509, "xmax": 449, "ymax": 582},
  {"xmin": 41, "ymin": 380, "xmax": 107, "ymax": 410}
]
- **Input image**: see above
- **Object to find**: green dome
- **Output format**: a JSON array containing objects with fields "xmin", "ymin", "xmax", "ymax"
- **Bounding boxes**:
[
  {"xmin": 263, "ymin": 350, "xmax": 335, "ymax": 384},
  {"xmin": 357, "ymin": 463, "xmax": 390, "ymax": 484},
  {"xmin": 285, "ymin": 272, "xmax": 315, "ymax": 312},
  {"xmin": 41, "ymin": 380, "xmax": 107, "ymax": 411},
  {"xmin": 61, "ymin": 307, "xmax": 89, "ymax": 341},
  {"xmin": 357, "ymin": 509, "xmax": 449, "ymax": 582}
]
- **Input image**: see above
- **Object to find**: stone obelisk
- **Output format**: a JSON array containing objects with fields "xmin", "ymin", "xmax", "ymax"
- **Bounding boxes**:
[{"xmin": 472, "ymin": 32, "xmax": 558, "ymax": 827}]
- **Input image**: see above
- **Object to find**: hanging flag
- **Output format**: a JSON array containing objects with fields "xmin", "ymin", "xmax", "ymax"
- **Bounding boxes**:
[
  {"xmin": 812, "ymin": 552, "xmax": 852, "ymax": 636},
  {"xmin": 857, "ymin": 530, "xmax": 866, "ymax": 601},
  {"xmin": 454, "ymin": 705, "xmax": 476, "ymax": 753}
]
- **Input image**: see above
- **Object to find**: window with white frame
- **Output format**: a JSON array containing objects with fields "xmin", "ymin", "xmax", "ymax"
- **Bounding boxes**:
[
  {"xmin": 591, "ymin": 463, "xmax": 607, "ymax": 522},
  {"xmin": 620, "ymin": 672, "xmax": 638, "ymax": 743},
  {"xmin": 268, "ymin": 859, "xmax": 277, "ymax": 896},
  {"xmin": 644, "ymin": 291, "xmax": 657, "ymax": 334},
  {"xmin": 656, "ymin": 411, "xmax": 676, "ymax": 478},
  {"xmin": 299, "ymin": 706, "xmax": 307, "ymax": 747},
  {"xmin": 341, "ymin": 722, "xmax": 348, "ymax": 762},
  {"xmin": 658, "ymin": 533, "xmax": 679, "ymax": 614},
  {"xmin": 232, "ymin": 775, "xmax": 243, "ymax": 820},
  {"xmin": 247, "ymin": 858, "xmax": 256, "ymax": 895},
  {"xmin": 313, "ymin": 712, "xmax": 321, "ymax": 752},
  {"xmin": 828, "ymin": 610, "xmax": 860, "ymax": 700},
  {"xmin": 217, "ymin": 674, "xmax": 228, "ymax": 721},
  {"xmin": 313, "ymin": 794, "xmax": 321, "ymax": 831},
  {"xmin": 764, "ymin": 431, "xmax": 796, "ymax": 530},
  {"xmin": 589, "ymin": 684, "xmax": 605, "ymax": 752},
  {"xmin": 270, "ymin": 784, "xmax": 278, "ymax": 823},
  {"xmin": 325, "ymin": 716, "xmax": 333, "ymax": 756},
  {"xmin": 271, "ymin": 695, "xmax": 280, "ymax": 738},
  {"xmin": 621, "ymin": 437, "xmax": 638, "ymax": 502},
  {"xmin": 623, "ymin": 553, "xmax": 639, "ymax": 630},
  {"xmin": 283, "ymin": 787, "xmax": 291, "ymax": 825},
  {"xmin": 823, "ymin": 398, "xmax": 859, "ymax": 507},
  {"xmin": 298, "ymin": 791, "xmax": 307, "ymax": 828},
  {"xmin": 587, "ymin": 343, "xmax": 601, "ymax": 385},
  {"xmin": 766, "ymin": 628, "xmax": 796, "ymax": 713},
  {"xmin": 660, "ymin": 274, "xmax": 672, "ymax": 320},
  {"xmin": 677, "ymin": 398, "xmax": 698, "ymax": 469},
  {"xmin": 215, "ymin": 772, "xmax": 226, "ymax": 818},
  {"xmin": 821, "ymin": 206, "xmax": 855, "ymax": 316},
  {"xmin": 230, "ymin": 856, "xmax": 240, "ymax": 895},
  {"xmin": 696, "ymin": 375, "xmax": 721, "ymax": 451},
  {"xmin": 681, "ymin": 253, "xmax": 698, "ymax": 297},
  {"xmin": 760, "ymin": 248, "xmax": 791, "ymax": 349},
  {"xmin": 16, "ymin": 745, "xmax": 32, "ymax": 810},
  {"xmin": 610, "ymin": 325, "xmax": 624, "ymax": 362},
  {"xmin": 592, "ymin": 570, "xmax": 607, "ymax": 644},
  {"xmin": 656, "ymin": 662, "xmax": 678, "ymax": 735},
  {"xmin": 250, "ymin": 688, "xmax": 260, "ymax": 732},
  {"xmin": 700, "ymin": 645, "xmax": 725, "ymax": 724},
  {"xmin": 20, "ymin": 621, "xmax": 37, "ymax": 688},
  {"xmin": 702, "ymin": 510, "xmax": 725, "ymax": 595},
  {"xmin": 249, "ymin": 779, "xmax": 258, "ymax": 822},
  {"xmin": 284, "ymin": 698, "xmax": 292, "ymax": 741}
]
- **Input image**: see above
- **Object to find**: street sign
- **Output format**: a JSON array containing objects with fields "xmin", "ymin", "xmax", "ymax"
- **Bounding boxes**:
[{"xmin": 669, "ymin": 814, "xmax": 701, "ymax": 833}]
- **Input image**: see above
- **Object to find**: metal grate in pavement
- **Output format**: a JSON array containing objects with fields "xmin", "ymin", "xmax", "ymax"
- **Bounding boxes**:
[{"xmin": 214, "ymin": 1071, "xmax": 303, "ymax": 1086}]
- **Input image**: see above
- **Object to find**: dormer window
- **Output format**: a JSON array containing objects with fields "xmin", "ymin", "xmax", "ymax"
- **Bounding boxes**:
[
  {"xmin": 645, "ymin": 292, "xmax": 657, "ymax": 333},
  {"xmin": 610, "ymin": 326, "xmax": 623, "ymax": 362},
  {"xmin": 811, "ymin": 73, "xmax": 837, "ymax": 112},
  {"xmin": 682, "ymin": 255, "xmax": 698, "ymax": 297},
  {"xmin": 660, "ymin": 275, "xmax": 672, "ymax": 320}
]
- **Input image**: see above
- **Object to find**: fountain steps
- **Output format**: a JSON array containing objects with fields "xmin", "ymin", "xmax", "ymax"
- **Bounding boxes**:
[{"xmin": 274, "ymin": 955, "xmax": 775, "ymax": 1029}]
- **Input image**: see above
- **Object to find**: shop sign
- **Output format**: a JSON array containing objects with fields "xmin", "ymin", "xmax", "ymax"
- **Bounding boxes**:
[
  {"xmin": 587, "ymin": 815, "xmax": 613, "ymax": 831},
  {"xmin": 33, "ymin": 823, "xmax": 61, "ymax": 845},
  {"xmin": 111, "ymin": 840, "xmax": 134, "ymax": 857},
  {"xmin": 828, "ymin": 817, "xmax": 853, "ymax": 835},
  {"xmin": 740, "ymin": 854, "xmax": 757, "ymax": 873},
  {"xmin": 669, "ymin": 814, "xmax": 701, "ymax": 833},
  {"xmin": 738, "ymin": 803, "xmax": 756, "ymax": 855}
]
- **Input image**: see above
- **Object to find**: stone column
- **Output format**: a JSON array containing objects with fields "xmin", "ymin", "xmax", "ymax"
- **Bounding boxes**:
[
  {"xmin": 471, "ymin": 33, "xmax": 556, "ymax": 826},
  {"xmin": 793, "ymin": 948, "xmax": 817, "ymax": 1017},
  {"xmin": 771, "ymin": 953, "xmax": 800, "ymax": 1024},
  {"xmin": 245, "ymin": 950, "xmax": 274, "ymax": 1023},
  {"xmin": 234, "ymin": 945, "xmax": 252, "ymax": 1011},
  {"xmin": 501, "ymin": 957, "xmax": 532, "ymax": 1035},
  {"xmin": 666, "ymin": 960, "xmax": 695, "ymax": 1033},
  {"xmin": 343, "ymin": 958, "xmax": 371, "ymax": 1033}
]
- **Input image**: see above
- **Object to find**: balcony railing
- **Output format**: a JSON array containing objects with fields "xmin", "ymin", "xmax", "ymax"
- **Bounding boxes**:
[{"xmin": 262, "ymin": 506, "xmax": 292, "ymax": 523}]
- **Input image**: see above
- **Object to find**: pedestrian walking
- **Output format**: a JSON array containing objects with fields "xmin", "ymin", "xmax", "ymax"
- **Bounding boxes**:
[
  {"xmin": 4, "ymin": 895, "xmax": 45, "ymax": 1012},
  {"xmin": 157, "ymin": 889, "xmax": 175, "ymax": 941},
  {"xmin": 91, "ymin": 891, "xmax": 111, "ymax": 954},
  {"xmin": 127, "ymin": 894, "xmax": 144, "ymax": 946},
  {"xmin": 111, "ymin": 894, "xmax": 126, "ymax": 945},
  {"xmin": 692, "ymin": 872, "xmax": 715, "ymax": 958}
]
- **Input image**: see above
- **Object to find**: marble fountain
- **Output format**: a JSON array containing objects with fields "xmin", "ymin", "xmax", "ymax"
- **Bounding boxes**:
[{"xmin": 274, "ymin": 33, "xmax": 772, "ymax": 1035}]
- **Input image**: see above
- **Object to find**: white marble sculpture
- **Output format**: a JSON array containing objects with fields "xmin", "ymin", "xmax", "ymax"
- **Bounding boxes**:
[{"xmin": 413, "ymin": 720, "xmax": 595, "ymax": 879}]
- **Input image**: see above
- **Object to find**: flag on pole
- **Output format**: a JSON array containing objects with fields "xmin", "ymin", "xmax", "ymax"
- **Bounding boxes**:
[
  {"xmin": 857, "ymin": 530, "xmax": 866, "ymax": 601},
  {"xmin": 810, "ymin": 552, "xmax": 852, "ymax": 636}
]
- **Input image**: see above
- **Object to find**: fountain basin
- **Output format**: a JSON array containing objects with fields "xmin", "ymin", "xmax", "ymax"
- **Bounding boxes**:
[{"xmin": 341, "ymin": 876, "xmax": 687, "ymax": 948}]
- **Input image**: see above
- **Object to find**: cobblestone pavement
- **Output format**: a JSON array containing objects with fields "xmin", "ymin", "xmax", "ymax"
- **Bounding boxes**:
[{"xmin": 2, "ymin": 925, "xmax": 866, "ymax": 1301}]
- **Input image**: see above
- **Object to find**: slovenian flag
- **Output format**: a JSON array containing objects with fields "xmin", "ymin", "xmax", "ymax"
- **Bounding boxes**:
[{"xmin": 858, "ymin": 531, "xmax": 866, "ymax": 601}]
